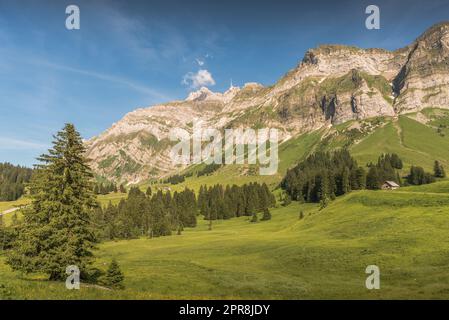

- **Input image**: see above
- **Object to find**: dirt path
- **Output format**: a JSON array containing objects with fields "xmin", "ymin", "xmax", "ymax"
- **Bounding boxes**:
[
  {"xmin": 0, "ymin": 206, "xmax": 25, "ymax": 217},
  {"xmin": 392, "ymin": 119, "xmax": 429, "ymax": 157}
]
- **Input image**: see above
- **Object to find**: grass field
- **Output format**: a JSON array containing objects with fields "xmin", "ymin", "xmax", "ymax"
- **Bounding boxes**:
[
  {"xmin": 350, "ymin": 115, "xmax": 449, "ymax": 172},
  {"xmin": 2, "ymin": 186, "xmax": 449, "ymax": 299}
]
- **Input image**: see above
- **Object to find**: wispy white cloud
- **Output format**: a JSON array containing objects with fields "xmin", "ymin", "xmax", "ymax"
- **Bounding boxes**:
[
  {"xmin": 32, "ymin": 60, "xmax": 170, "ymax": 101},
  {"xmin": 0, "ymin": 137, "xmax": 48, "ymax": 150},
  {"xmin": 182, "ymin": 69, "xmax": 216, "ymax": 89}
]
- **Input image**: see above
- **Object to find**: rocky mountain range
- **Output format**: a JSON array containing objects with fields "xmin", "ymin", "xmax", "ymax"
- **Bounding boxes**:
[{"xmin": 85, "ymin": 22, "xmax": 449, "ymax": 184}]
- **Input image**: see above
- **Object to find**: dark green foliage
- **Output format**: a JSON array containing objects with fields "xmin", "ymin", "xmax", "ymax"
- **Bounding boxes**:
[
  {"xmin": 282, "ymin": 151, "xmax": 406, "ymax": 201},
  {"xmin": 389, "ymin": 153, "xmax": 403, "ymax": 169},
  {"xmin": 261, "ymin": 208, "xmax": 271, "ymax": 221},
  {"xmin": 94, "ymin": 182, "xmax": 118, "ymax": 195},
  {"xmin": 366, "ymin": 167, "xmax": 380, "ymax": 189},
  {"xmin": 250, "ymin": 212, "xmax": 258, "ymax": 223},
  {"xmin": 93, "ymin": 187, "xmax": 197, "ymax": 240},
  {"xmin": 355, "ymin": 167, "xmax": 367, "ymax": 189},
  {"xmin": 163, "ymin": 174, "xmax": 185, "ymax": 185},
  {"xmin": 197, "ymin": 163, "xmax": 221, "ymax": 177},
  {"xmin": 198, "ymin": 182, "xmax": 276, "ymax": 221},
  {"xmin": 282, "ymin": 194, "xmax": 292, "ymax": 206},
  {"xmin": 6, "ymin": 124, "xmax": 97, "ymax": 280},
  {"xmin": 365, "ymin": 153, "xmax": 404, "ymax": 189},
  {"xmin": 407, "ymin": 166, "xmax": 436, "ymax": 185},
  {"xmin": 0, "ymin": 163, "xmax": 33, "ymax": 201},
  {"xmin": 281, "ymin": 150, "xmax": 365, "ymax": 203},
  {"xmin": 434, "ymin": 160, "xmax": 446, "ymax": 178},
  {"xmin": 0, "ymin": 214, "xmax": 20, "ymax": 251},
  {"xmin": 0, "ymin": 215, "xmax": 4, "ymax": 250},
  {"xmin": 0, "ymin": 283, "xmax": 16, "ymax": 300},
  {"xmin": 104, "ymin": 259, "xmax": 124, "ymax": 289},
  {"xmin": 92, "ymin": 182, "xmax": 275, "ymax": 240}
]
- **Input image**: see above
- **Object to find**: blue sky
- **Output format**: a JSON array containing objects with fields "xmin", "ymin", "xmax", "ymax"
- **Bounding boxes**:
[{"xmin": 0, "ymin": 0, "xmax": 448, "ymax": 166}]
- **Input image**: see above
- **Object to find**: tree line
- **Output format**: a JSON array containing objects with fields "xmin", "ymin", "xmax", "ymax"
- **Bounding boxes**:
[
  {"xmin": 160, "ymin": 163, "xmax": 222, "ymax": 186},
  {"xmin": 282, "ymin": 150, "xmax": 445, "ymax": 204},
  {"xmin": 0, "ymin": 163, "xmax": 33, "ymax": 201},
  {"xmin": 198, "ymin": 183, "xmax": 276, "ymax": 221},
  {"xmin": 365, "ymin": 153, "xmax": 403, "ymax": 189},
  {"xmin": 93, "ymin": 182, "xmax": 126, "ymax": 195},
  {"xmin": 405, "ymin": 161, "xmax": 446, "ymax": 186},
  {"xmin": 92, "ymin": 186, "xmax": 198, "ymax": 240},
  {"xmin": 281, "ymin": 150, "xmax": 367, "ymax": 205}
]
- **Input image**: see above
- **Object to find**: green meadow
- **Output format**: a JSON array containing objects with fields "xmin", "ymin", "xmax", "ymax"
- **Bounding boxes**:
[{"xmin": 2, "ymin": 183, "xmax": 449, "ymax": 299}]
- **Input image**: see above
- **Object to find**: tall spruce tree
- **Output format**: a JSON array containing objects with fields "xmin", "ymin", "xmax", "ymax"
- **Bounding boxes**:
[
  {"xmin": 366, "ymin": 166, "xmax": 380, "ymax": 190},
  {"xmin": 7, "ymin": 124, "xmax": 97, "ymax": 280}
]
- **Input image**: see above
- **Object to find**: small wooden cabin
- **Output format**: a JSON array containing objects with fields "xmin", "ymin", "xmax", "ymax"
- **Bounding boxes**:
[{"xmin": 381, "ymin": 181, "xmax": 400, "ymax": 190}]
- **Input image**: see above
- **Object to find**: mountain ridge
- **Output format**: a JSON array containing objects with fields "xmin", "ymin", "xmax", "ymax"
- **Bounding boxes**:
[{"xmin": 86, "ymin": 22, "xmax": 449, "ymax": 184}]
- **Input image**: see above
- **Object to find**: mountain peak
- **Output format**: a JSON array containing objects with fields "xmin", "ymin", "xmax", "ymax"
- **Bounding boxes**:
[
  {"xmin": 185, "ymin": 86, "xmax": 215, "ymax": 101},
  {"xmin": 417, "ymin": 21, "xmax": 449, "ymax": 40},
  {"xmin": 185, "ymin": 85, "xmax": 241, "ymax": 103}
]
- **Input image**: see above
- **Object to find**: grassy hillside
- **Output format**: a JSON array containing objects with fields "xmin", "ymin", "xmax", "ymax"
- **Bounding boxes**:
[
  {"xmin": 140, "ymin": 129, "xmax": 325, "ymax": 193},
  {"xmin": 2, "ymin": 187, "xmax": 449, "ymax": 299},
  {"xmin": 351, "ymin": 112, "xmax": 449, "ymax": 172},
  {"xmin": 143, "ymin": 109, "xmax": 449, "ymax": 193}
]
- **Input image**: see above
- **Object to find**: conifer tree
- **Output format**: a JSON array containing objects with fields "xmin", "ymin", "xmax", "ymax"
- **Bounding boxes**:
[
  {"xmin": 434, "ymin": 160, "xmax": 446, "ymax": 178},
  {"xmin": 440, "ymin": 164, "xmax": 446, "ymax": 178},
  {"xmin": 105, "ymin": 259, "xmax": 125, "ymax": 289},
  {"xmin": 261, "ymin": 208, "xmax": 271, "ymax": 221},
  {"xmin": 7, "ymin": 124, "xmax": 97, "ymax": 280},
  {"xmin": 342, "ymin": 167, "xmax": 351, "ymax": 194},
  {"xmin": 282, "ymin": 193, "xmax": 292, "ymax": 207},
  {"xmin": 245, "ymin": 186, "xmax": 256, "ymax": 214},
  {"xmin": 355, "ymin": 167, "xmax": 366, "ymax": 189},
  {"xmin": 250, "ymin": 212, "xmax": 258, "ymax": 223},
  {"xmin": 366, "ymin": 166, "xmax": 380, "ymax": 190}
]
